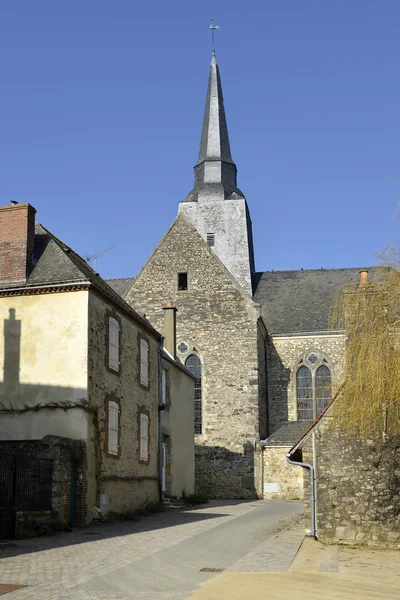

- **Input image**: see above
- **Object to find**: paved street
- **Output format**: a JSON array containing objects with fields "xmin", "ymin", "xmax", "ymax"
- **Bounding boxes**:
[{"xmin": 0, "ymin": 500, "xmax": 303, "ymax": 599}]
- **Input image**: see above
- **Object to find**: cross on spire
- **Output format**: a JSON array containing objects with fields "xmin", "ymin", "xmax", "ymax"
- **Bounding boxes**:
[{"xmin": 210, "ymin": 17, "xmax": 219, "ymax": 56}]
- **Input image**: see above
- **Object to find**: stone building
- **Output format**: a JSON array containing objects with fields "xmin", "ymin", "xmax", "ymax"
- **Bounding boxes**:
[
  {"xmin": 0, "ymin": 201, "xmax": 194, "ymax": 538},
  {"xmin": 108, "ymin": 53, "xmax": 367, "ymax": 499}
]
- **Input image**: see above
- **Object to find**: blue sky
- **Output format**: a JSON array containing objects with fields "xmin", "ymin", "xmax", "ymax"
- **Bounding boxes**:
[{"xmin": 1, "ymin": 1, "xmax": 400, "ymax": 278}]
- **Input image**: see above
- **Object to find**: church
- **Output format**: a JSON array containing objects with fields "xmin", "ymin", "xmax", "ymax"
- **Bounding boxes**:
[{"xmin": 108, "ymin": 52, "xmax": 365, "ymax": 498}]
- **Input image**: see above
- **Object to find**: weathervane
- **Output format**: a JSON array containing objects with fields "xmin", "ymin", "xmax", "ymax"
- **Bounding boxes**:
[{"xmin": 210, "ymin": 17, "xmax": 219, "ymax": 56}]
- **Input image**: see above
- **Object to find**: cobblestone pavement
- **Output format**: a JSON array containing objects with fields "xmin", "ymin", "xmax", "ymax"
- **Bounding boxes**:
[{"xmin": 0, "ymin": 500, "xmax": 303, "ymax": 599}]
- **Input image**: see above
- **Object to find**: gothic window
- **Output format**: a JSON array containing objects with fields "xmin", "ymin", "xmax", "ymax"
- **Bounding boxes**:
[
  {"xmin": 185, "ymin": 354, "xmax": 202, "ymax": 434},
  {"xmin": 296, "ymin": 352, "xmax": 332, "ymax": 421}
]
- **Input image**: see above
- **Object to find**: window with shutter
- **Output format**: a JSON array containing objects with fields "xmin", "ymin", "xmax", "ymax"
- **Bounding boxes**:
[
  {"xmin": 162, "ymin": 369, "xmax": 167, "ymax": 405},
  {"xmin": 108, "ymin": 317, "xmax": 120, "ymax": 371},
  {"xmin": 140, "ymin": 338, "xmax": 149, "ymax": 386},
  {"xmin": 139, "ymin": 413, "xmax": 149, "ymax": 461},
  {"xmin": 108, "ymin": 400, "xmax": 119, "ymax": 456}
]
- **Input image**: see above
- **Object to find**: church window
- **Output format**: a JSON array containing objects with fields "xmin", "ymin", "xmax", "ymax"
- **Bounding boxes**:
[
  {"xmin": 297, "ymin": 366, "xmax": 313, "ymax": 421},
  {"xmin": 178, "ymin": 272, "xmax": 188, "ymax": 291},
  {"xmin": 296, "ymin": 352, "xmax": 332, "ymax": 421},
  {"xmin": 185, "ymin": 354, "xmax": 202, "ymax": 434},
  {"xmin": 207, "ymin": 233, "xmax": 215, "ymax": 246}
]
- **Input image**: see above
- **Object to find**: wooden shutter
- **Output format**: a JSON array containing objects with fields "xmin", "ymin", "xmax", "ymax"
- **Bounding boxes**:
[
  {"xmin": 140, "ymin": 339, "xmax": 149, "ymax": 385},
  {"xmin": 108, "ymin": 400, "xmax": 119, "ymax": 455},
  {"xmin": 108, "ymin": 317, "xmax": 120, "ymax": 371},
  {"xmin": 162, "ymin": 369, "xmax": 167, "ymax": 405},
  {"xmin": 139, "ymin": 413, "xmax": 149, "ymax": 461}
]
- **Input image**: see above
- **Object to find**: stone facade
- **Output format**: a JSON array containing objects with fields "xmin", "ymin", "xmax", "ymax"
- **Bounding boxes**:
[
  {"xmin": 261, "ymin": 446, "xmax": 304, "ymax": 500},
  {"xmin": 87, "ymin": 290, "xmax": 160, "ymax": 517},
  {"xmin": 267, "ymin": 333, "xmax": 346, "ymax": 433},
  {"xmin": 302, "ymin": 412, "xmax": 400, "ymax": 548},
  {"xmin": 127, "ymin": 213, "xmax": 267, "ymax": 498}
]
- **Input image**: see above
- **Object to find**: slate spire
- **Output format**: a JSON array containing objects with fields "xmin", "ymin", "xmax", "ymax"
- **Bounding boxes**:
[{"xmin": 183, "ymin": 53, "xmax": 244, "ymax": 202}]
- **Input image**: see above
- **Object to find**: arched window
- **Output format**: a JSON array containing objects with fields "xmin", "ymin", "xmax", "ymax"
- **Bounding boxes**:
[
  {"xmin": 185, "ymin": 354, "xmax": 202, "ymax": 434},
  {"xmin": 315, "ymin": 365, "xmax": 331, "ymax": 416},
  {"xmin": 296, "ymin": 353, "xmax": 332, "ymax": 421},
  {"xmin": 297, "ymin": 366, "xmax": 313, "ymax": 421}
]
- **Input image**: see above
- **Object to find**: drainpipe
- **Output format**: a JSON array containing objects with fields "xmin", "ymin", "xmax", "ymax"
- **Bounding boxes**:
[{"xmin": 286, "ymin": 451, "xmax": 317, "ymax": 539}]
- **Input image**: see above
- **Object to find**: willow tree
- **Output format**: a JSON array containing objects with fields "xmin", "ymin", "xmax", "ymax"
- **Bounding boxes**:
[{"xmin": 331, "ymin": 257, "xmax": 400, "ymax": 439}]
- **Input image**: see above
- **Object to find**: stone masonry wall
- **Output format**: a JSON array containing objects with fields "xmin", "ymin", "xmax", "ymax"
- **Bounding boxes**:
[
  {"xmin": 127, "ymin": 213, "xmax": 266, "ymax": 498},
  {"xmin": 262, "ymin": 446, "xmax": 304, "ymax": 500},
  {"xmin": 267, "ymin": 334, "xmax": 346, "ymax": 434},
  {"xmin": 87, "ymin": 291, "xmax": 160, "ymax": 517},
  {"xmin": 304, "ymin": 415, "xmax": 400, "ymax": 548}
]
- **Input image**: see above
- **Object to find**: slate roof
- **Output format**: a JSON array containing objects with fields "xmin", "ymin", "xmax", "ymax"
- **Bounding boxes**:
[
  {"xmin": 260, "ymin": 421, "xmax": 313, "ymax": 446},
  {"xmin": 106, "ymin": 277, "xmax": 135, "ymax": 299},
  {"xmin": 253, "ymin": 267, "xmax": 373, "ymax": 334},
  {"xmin": 0, "ymin": 223, "xmax": 161, "ymax": 339}
]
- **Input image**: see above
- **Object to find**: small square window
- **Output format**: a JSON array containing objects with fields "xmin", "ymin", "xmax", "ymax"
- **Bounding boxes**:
[
  {"xmin": 178, "ymin": 272, "xmax": 188, "ymax": 291},
  {"xmin": 207, "ymin": 233, "xmax": 215, "ymax": 246}
]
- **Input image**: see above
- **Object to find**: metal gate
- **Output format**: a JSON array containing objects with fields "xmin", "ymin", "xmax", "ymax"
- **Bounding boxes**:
[{"xmin": 0, "ymin": 454, "xmax": 53, "ymax": 539}]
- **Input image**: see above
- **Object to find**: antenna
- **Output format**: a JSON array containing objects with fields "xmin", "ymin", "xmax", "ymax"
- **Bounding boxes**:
[{"xmin": 86, "ymin": 246, "xmax": 115, "ymax": 271}]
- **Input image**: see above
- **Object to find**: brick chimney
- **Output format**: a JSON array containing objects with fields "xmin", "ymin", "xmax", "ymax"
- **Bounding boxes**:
[
  {"xmin": 0, "ymin": 202, "xmax": 36, "ymax": 285},
  {"xmin": 359, "ymin": 269, "xmax": 369, "ymax": 286},
  {"xmin": 162, "ymin": 301, "xmax": 177, "ymax": 359}
]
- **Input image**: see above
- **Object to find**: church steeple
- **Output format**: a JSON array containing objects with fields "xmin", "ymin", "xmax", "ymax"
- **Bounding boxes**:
[
  {"xmin": 183, "ymin": 53, "xmax": 244, "ymax": 203},
  {"xmin": 179, "ymin": 53, "xmax": 255, "ymax": 296}
]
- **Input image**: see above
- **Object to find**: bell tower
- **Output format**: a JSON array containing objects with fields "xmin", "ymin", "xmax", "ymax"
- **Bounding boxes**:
[{"xmin": 178, "ymin": 53, "xmax": 255, "ymax": 295}]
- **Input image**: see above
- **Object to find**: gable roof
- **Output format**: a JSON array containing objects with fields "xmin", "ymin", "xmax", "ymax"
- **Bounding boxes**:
[
  {"xmin": 106, "ymin": 277, "xmax": 136, "ymax": 299},
  {"xmin": 260, "ymin": 421, "xmax": 313, "ymax": 446},
  {"xmin": 253, "ymin": 267, "xmax": 373, "ymax": 334},
  {"xmin": 0, "ymin": 223, "xmax": 161, "ymax": 340}
]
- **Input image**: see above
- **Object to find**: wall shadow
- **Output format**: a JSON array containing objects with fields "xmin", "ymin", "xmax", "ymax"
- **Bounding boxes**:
[
  {"xmin": 266, "ymin": 337, "xmax": 291, "ymax": 435},
  {"xmin": 0, "ymin": 506, "xmax": 231, "ymax": 559},
  {"xmin": 194, "ymin": 442, "xmax": 257, "ymax": 499}
]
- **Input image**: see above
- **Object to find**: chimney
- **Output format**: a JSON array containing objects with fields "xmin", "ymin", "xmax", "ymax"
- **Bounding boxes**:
[
  {"xmin": 162, "ymin": 301, "xmax": 177, "ymax": 359},
  {"xmin": 359, "ymin": 269, "xmax": 369, "ymax": 286},
  {"xmin": 0, "ymin": 202, "xmax": 36, "ymax": 285}
]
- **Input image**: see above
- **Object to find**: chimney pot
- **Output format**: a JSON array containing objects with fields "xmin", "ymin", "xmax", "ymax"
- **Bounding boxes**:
[{"xmin": 359, "ymin": 270, "xmax": 369, "ymax": 286}]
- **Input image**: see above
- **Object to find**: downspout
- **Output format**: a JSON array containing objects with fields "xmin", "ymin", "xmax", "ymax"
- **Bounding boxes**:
[{"xmin": 286, "ymin": 451, "xmax": 317, "ymax": 539}]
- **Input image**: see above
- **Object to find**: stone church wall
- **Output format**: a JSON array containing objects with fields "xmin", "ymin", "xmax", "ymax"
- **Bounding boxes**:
[
  {"xmin": 262, "ymin": 445, "xmax": 304, "ymax": 500},
  {"xmin": 127, "ymin": 214, "xmax": 266, "ymax": 498},
  {"xmin": 267, "ymin": 333, "xmax": 346, "ymax": 434}
]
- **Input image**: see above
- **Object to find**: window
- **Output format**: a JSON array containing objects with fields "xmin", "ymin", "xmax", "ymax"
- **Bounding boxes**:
[
  {"xmin": 108, "ymin": 316, "xmax": 120, "ymax": 372},
  {"xmin": 185, "ymin": 354, "xmax": 202, "ymax": 434},
  {"xmin": 178, "ymin": 272, "xmax": 188, "ymax": 291},
  {"xmin": 296, "ymin": 352, "xmax": 332, "ymax": 421},
  {"xmin": 162, "ymin": 368, "xmax": 168, "ymax": 405},
  {"xmin": 107, "ymin": 400, "xmax": 119, "ymax": 456},
  {"xmin": 139, "ymin": 412, "xmax": 149, "ymax": 462},
  {"xmin": 140, "ymin": 338, "xmax": 149, "ymax": 386},
  {"xmin": 207, "ymin": 233, "xmax": 215, "ymax": 246}
]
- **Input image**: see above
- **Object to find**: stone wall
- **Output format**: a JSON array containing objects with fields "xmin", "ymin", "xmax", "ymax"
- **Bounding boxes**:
[
  {"xmin": 0, "ymin": 436, "xmax": 86, "ymax": 537},
  {"xmin": 304, "ymin": 415, "xmax": 400, "ymax": 548},
  {"xmin": 88, "ymin": 291, "xmax": 160, "ymax": 518},
  {"xmin": 127, "ymin": 213, "xmax": 266, "ymax": 498},
  {"xmin": 262, "ymin": 445, "xmax": 304, "ymax": 500},
  {"xmin": 267, "ymin": 333, "xmax": 346, "ymax": 434}
]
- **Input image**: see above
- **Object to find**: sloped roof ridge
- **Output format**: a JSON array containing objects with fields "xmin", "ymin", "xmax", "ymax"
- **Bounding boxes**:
[
  {"xmin": 257, "ymin": 265, "xmax": 375, "ymax": 275},
  {"xmin": 37, "ymin": 224, "xmax": 161, "ymax": 340}
]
